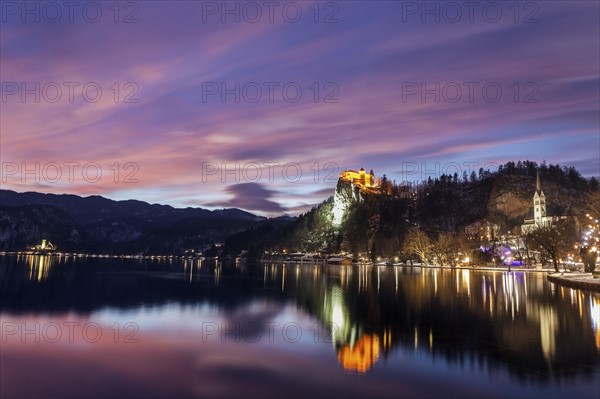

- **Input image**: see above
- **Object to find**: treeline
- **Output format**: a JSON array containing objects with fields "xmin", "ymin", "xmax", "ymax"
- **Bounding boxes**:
[{"xmin": 377, "ymin": 160, "xmax": 597, "ymax": 195}]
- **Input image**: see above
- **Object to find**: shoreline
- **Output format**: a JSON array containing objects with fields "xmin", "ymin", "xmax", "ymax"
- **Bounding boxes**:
[
  {"xmin": 3, "ymin": 252, "xmax": 595, "ymax": 282},
  {"xmin": 261, "ymin": 259, "xmax": 560, "ymax": 273},
  {"xmin": 547, "ymin": 272, "xmax": 600, "ymax": 293}
]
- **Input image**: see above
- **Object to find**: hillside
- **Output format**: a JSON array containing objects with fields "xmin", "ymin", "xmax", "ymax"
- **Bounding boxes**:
[{"xmin": 223, "ymin": 161, "xmax": 598, "ymax": 258}]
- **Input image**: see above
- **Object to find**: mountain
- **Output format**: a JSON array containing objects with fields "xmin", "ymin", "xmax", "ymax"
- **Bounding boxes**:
[
  {"xmin": 0, "ymin": 190, "xmax": 262, "ymax": 226},
  {"xmin": 223, "ymin": 161, "xmax": 599, "ymax": 259},
  {"xmin": 0, "ymin": 205, "xmax": 95, "ymax": 252},
  {"xmin": 0, "ymin": 190, "xmax": 289, "ymax": 254}
]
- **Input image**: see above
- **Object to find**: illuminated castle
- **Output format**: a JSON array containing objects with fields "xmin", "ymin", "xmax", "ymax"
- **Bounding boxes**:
[
  {"xmin": 340, "ymin": 168, "xmax": 381, "ymax": 191},
  {"xmin": 333, "ymin": 168, "xmax": 380, "ymax": 225},
  {"xmin": 340, "ymin": 168, "xmax": 378, "ymax": 189}
]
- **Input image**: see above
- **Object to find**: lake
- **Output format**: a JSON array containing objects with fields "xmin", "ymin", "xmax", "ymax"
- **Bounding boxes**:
[{"xmin": 1, "ymin": 254, "xmax": 599, "ymax": 398}]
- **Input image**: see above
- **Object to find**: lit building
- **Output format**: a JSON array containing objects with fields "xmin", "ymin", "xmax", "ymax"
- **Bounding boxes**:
[
  {"xmin": 465, "ymin": 219, "xmax": 499, "ymax": 242},
  {"xmin": 521, "ymin": 173, "xmax": 567, "ymax": 235},
  {"xmin": 30, "ymin": 239, "xmax": 55, "ymax": 253},
  {"xmin": 339, "ymin": 168, "xmax": 379, "ymax": 190}
]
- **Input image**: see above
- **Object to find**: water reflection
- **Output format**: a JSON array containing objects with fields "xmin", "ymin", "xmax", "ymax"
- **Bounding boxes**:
[
  {"xmin": 591, "ymin": 297, "xmax": 600, "ymax": 351},
  {"xmin": 1, "ymin": 255, "xmax": 599, "ymax": 398},
  {"xmin": 338, "ymin": 334, "xmax": 380, "ymax": 373},
  {"xmin": 24, "ymin": 254, "xmax": 54, "ymax": 282}
]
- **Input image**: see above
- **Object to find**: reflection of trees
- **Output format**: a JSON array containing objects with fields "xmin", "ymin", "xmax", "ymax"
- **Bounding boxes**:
[
  {"xmin": 1, "ymin": 256, "xmax": 598, "ymax": 381},
  {"xmin": 292, "ymin": 265, "xmax": 599, "ymax": 379}
]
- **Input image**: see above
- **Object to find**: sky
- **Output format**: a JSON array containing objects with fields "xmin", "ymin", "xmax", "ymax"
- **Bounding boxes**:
[{"xmin": 1, "ymin": 1, "xmax": 599, "ymax": 216}]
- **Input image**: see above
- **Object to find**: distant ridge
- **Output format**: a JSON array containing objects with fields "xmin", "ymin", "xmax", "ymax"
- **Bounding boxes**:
[{"xmin": 0, "ymin": 190, "xmax": 292, "ymax": 254}]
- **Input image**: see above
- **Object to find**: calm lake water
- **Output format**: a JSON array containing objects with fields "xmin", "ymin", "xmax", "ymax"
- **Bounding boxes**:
[{"xmin": 1, "ymin": 254, "xmax": 599, "ymax": 399}]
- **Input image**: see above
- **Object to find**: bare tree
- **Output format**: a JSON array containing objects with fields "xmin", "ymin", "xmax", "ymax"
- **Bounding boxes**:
[
  {"xmin": 402, "ymin": 226, "xmax": 431, "ymax": 264},
  {"xmin": 527, "ymin": 219, "xmax": 578, "ymax": 272},
  {"xmin": 431, "ymin": 232, "xmax": 455, "ymax": 266}
]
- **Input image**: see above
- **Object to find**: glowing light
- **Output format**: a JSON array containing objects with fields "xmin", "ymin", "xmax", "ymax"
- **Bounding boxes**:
[
  {"xmin": 539, "ymin": 305, "xmax": 558, "ymax": 361},
  {"xmin": 429, "ymin": 328, "xmax": 433, "ymax": 350},
  {"xmin": 337, "ymin": 334, "xmax": 380, "ymax": 373},
  {"xmin": 591, "ymin": 297, "xmax": 600, "ymax": 351},
  {"xmin": 414, "ymin": 327, "xmax": 418, "ymax": 350},
  {"xmin": 331, "ymin": 286, "xmax": 347, "ymax": 333},
  {"xmin": 591, "ymin": 297, "xmax": 600, "ymax": 332},
  {"xmin": 332, "ymin": 195, "xmax": 345, "ymax": 226}
]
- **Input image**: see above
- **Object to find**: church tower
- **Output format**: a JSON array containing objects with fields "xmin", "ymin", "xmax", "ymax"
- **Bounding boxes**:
[{"xmin": 533, "ymin": 172, "xmax": 546, "ymax": 223}]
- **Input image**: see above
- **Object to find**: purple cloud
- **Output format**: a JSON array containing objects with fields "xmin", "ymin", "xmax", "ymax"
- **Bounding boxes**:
[
  {"xmin": 205, "ymin": 183, "xmax": 285, "ymax": 214},
  {"xmin": 0, "ymin": 1, "xmax": 598, "ymax": 215}
]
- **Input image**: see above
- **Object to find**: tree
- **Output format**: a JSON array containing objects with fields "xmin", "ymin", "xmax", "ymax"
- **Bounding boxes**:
[
  {"xmin": 580, "ymin": 246, "xmax": 597, "ymax": 273},
  {"xmin": 470, "ymin": 171, "xmax": 477, "ymax": 182},
  {"xmin": 381, "ymin": 174, "xmax": 391, "ymax": 195},
  {"xmin": 527, "ymin": 219, "xmax": 578, "ymax": 272},
  {"xmin": 586, "ymin": 192, "xmax": 600, "ymax": 217},
  {"xmin": 453, "ymin": 233, "xmax": 473, "ymax": 265},
  {"xmin": 431, "ymin": 232, "xmax": 455, "ymax": 266},
  {"xmin": 370, "ymin": 241, "xmax": 378, "ymax": 263},
  {"xmin": 513, "ymin": 235, "xmax": 533, "ymax": 266},
  {"xmin": 402, "ymin": 226, "xmax": 431, "ymax": 264}
]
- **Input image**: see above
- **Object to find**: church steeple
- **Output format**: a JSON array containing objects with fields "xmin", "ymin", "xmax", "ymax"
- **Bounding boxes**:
[{"xmin": 533, "ymin": 171, "xmax": 546, "ymax": 222}]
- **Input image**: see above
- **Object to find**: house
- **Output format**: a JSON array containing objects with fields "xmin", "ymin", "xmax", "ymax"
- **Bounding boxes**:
[{"xmin": 465, "ymin": 219, "xmax": 499, "ymax": 242}]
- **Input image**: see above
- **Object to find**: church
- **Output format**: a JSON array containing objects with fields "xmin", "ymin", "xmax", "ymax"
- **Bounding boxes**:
[{"xmin": 520, "ymin": 173, "xmax": 567, "ymax": 235}]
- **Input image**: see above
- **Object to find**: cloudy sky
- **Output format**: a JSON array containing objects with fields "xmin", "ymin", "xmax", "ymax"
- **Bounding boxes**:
[{"xmin": 1, "ymin": 1, "xmax": 598, "ymax": 216}]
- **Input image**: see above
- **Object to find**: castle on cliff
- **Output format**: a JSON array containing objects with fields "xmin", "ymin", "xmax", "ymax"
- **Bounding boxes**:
[
  {"xmin": 332, "ymin": 167, "xmax": 380, "ymax": 225},
  {"xmin": 339, "ymin": 168, "xmax": 380, "ymax": 192}
]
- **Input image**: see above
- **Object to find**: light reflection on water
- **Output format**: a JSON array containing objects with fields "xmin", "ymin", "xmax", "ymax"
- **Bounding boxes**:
[{"xmin": 0, "ymin": 255, "xmax": 599, "ymax": 398}]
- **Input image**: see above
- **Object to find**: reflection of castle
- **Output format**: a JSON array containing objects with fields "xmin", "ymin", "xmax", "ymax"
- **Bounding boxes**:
[
  {"xmin": 337, "ymin": 334, "xmax": 381, "ymax": 373},
  {"xmin": 317, "ymin": 281, "xmax": 394, "ymax": 373}
]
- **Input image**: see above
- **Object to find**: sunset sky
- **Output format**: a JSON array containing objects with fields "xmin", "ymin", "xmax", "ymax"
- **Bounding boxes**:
[{"xmin": 1, "ymin": 1, "xmax": 598, "ymax": 216}]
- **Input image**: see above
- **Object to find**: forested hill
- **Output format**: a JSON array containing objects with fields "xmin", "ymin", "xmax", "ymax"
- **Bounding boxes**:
[{"xmin": 223, "ymin": 161, "xmax": 599, "ymax": 258}]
